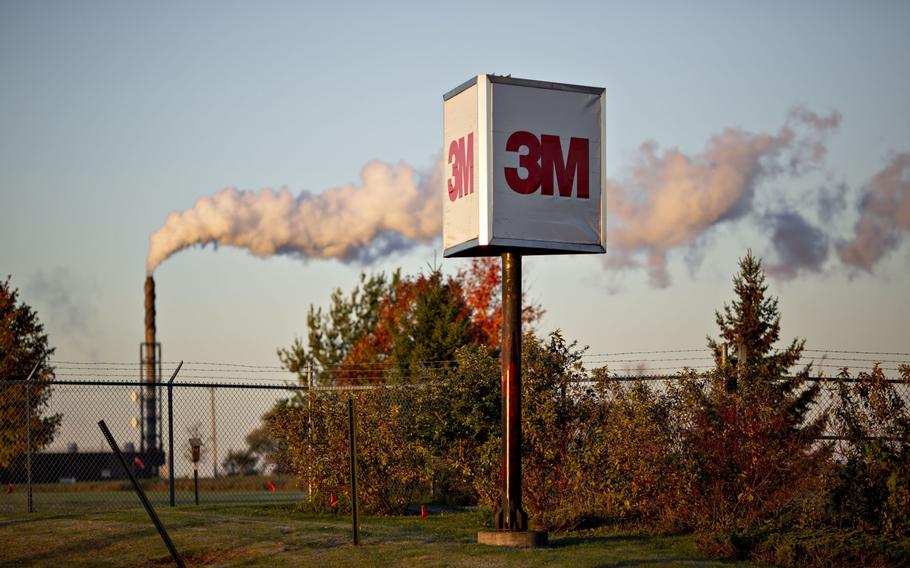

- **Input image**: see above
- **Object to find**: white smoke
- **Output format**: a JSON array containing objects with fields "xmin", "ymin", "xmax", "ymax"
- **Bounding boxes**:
[
  {"xmin": 147, "ymin": 107, "xmax": 908, "ymax": 284},
  {"xmin": 606, "ymin": 107, "xmax": 841, "ymax": 286},
  {"xmin": 146, "ymin": 159, "xmax": 443, "ymax": 274},
  {"xmin": 838, "ymin": 153, "xmax": 910, "ymax": 271}
]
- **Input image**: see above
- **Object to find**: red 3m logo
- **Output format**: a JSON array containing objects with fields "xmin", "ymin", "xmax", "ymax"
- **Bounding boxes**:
[
  {"xmin": 504, "ymin": 131, "xmax": 589, "ymax": 198},
  {"xmin": 447, "ymin": 132, "xmax": 474, "ymax": 202}
]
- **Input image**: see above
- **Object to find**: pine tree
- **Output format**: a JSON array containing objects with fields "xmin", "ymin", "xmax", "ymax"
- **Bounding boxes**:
[
  {"xmin": 680, "ymin": 251, "xmax": 830, "ymax": 531},
  {"xmin": 708, "ymin": 249, "xmax": 804, "ymax": 391}
]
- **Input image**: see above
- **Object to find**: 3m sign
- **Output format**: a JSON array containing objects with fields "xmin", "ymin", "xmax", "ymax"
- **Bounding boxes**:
[{"xmin": 443, "ymin": 74, "xmax": 605, "ymax": 257}]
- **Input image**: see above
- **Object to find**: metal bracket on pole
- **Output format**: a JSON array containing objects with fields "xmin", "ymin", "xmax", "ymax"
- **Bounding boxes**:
[
  {"xmin": 98, "ymin": 420, "xmax": 185, "ymax": 568},
  {"xmin": 167, "ymin": 361, "xmax": 184, "ymax": 507}
]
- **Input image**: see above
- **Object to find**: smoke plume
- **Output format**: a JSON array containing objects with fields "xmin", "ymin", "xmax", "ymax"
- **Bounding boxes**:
[
  {"xmin": 605, "ymin": 107, "xmax": 841, "ymax": 286},
  {"xmin": 147, "ymin": 107, "xmax": 908, "ymax": 285},
  {"xmin": 146, "ymin": 160, "xmax": 442, "ymax": 273},
  {"xmin": 837, "ymin": 153, "xmax": 910, "ymax": 271},
  {"xmin": 762, "ymin": 211, "xmax": 830, "ymax": 279}
]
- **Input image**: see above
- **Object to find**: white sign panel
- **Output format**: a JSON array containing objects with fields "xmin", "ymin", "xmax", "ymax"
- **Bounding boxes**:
[{"xmin": 443, "ymin": 75, "xmax": 605, "ymax": 257}]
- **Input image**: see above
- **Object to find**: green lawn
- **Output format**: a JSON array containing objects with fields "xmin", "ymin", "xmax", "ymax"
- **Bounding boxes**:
[{"xmin": 0, "ymin": 504, "xmax": 760, "ymax": 567}]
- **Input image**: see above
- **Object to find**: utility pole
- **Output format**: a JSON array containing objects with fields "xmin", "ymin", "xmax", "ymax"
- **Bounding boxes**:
[{"xmin": 209, "ymin": 387, "xmax": 218, "ymax": 478}]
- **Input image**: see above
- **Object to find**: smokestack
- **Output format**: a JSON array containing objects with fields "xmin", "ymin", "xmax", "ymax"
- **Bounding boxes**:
[{"xmin": 143, "ymin": 276, "xmax": 157, "ymax": 451}]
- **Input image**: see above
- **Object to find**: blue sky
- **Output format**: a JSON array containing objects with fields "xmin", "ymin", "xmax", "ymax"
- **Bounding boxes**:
[{"xmin": 2, "ymin": 1, "xmax": 909, "ymax": 374}]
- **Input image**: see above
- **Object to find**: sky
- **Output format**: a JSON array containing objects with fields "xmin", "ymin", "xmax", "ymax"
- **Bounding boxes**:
[{"xmin": 2, "ymin": 0, "xmax": 909, "ymax": 378}]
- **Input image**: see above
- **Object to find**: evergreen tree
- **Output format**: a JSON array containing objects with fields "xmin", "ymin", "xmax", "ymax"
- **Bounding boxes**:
[
  {"xmin": 708, "ymin": 249, "xmax": 804, "ymax": 391},
  {"xmin": 277, "ymin": 271, "xmax": 397, "ymax": 384},
  {"xmin": 679, "ymin": 251, "xmax": 830, "ymax": 531},
  {"xmin": 387, "ymin": 270, "xmax": 477, "ymax": 375}
]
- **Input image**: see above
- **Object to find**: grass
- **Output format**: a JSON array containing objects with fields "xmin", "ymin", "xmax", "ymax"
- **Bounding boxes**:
[
  {"xmin": 1, "ymin": 477, "xmax": 305, "ymax": 510},
  {"xmin": 0, "ymin": 503, "xmax": 761, "ymax": 567}
]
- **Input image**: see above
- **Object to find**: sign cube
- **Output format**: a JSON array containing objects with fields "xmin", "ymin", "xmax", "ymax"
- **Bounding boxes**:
[{"xmin": 443, "ymin": 74, "xmax": 606, "ymax": 257}]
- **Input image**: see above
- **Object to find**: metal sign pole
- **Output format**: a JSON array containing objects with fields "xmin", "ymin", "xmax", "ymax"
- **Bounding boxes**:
[{"xmin": 498, "ymin": 251, "xmax": 527, "ymax": 531}]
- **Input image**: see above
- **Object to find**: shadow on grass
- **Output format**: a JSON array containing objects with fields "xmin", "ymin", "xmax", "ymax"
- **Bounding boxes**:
[
  {"xmin": 549, "ymin": 534, "xmax": 650, "ymax": 548},
  {"xmin": 0, "ymin": 511, "xmax": 95, "ymax": 527}
]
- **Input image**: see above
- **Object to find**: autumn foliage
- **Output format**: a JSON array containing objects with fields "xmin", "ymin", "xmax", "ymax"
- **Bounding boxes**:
[
  {"xmin": 278, "ymin": 259, "xmax": 543, "ymax": 385},
  {"xmin": 269, "ymin": 253, "xmax": 909, "ymax": 566}
]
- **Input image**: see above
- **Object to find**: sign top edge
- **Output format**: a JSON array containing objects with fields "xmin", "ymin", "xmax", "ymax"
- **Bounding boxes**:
[{"xmin": 443, "ymin": 75, "xmax": 604, "ymax": 101}]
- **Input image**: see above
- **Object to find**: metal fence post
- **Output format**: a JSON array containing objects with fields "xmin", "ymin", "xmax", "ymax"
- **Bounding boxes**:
[
  {"xmin": 348, "ymin": 396, "xmax": 359, "ymax": 545},
  {"xmin": 167, "ymin": 361, "xmax": 184, "ymax": 507},
  {"xmin": 25, "ymin": 381, "xmax": 32, "ymax": 513},
  {"xmin": 306, "ymin": 362, "xmax": 313, "ymax": 502},
  {"xmin": 24, "ymin": 361, "xmax": 38, "ymax": 514}
]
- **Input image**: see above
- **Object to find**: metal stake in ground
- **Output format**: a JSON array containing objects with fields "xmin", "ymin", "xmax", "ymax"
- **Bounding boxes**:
[{"xmin": 97, "ymin": 420, "xmax": 185, "ymax": 568}]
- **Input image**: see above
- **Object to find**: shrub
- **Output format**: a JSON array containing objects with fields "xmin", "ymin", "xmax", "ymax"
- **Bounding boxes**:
[
  {"xmin": 830, "ymin": 365, "xmax": 910, "ymax": 536},
  {"xmin": 696, "ymin": 527, "xmax": 910, "ymax": 567},
  {"xmin": 270, "ymin": 387, "xmax": 432, "ymax": 515},
  {"xmin": 590, "ymin": 373, "xmax": 686, "ymax": 531},
  {"xmin": 519, "ymin": 331, "xmax": 592, "ymax": 530}
]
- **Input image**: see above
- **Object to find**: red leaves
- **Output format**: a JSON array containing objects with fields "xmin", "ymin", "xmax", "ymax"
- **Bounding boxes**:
[
  {"xmin": 265, "ymin": 481, "xmax": 276, "ymax": 492},
  {"xmin": 329, "ymin": 493, "xmax": 338, "ymax": 510},
  {"xmin": 459, "ymin": 257, "xmax": 544, "ymax": 349},
  {"xmin": 133, "ymin": 456, "xmax": 145, "ymax": 470},
  {"xmin": 5, "ymin": 483, "xmax": 12, "ymax": 494}
]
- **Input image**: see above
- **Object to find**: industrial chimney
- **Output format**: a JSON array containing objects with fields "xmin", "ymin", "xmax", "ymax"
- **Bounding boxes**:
[{"xmin": 142, "ymin": 276, "xmax": 158, "ymax": 452}]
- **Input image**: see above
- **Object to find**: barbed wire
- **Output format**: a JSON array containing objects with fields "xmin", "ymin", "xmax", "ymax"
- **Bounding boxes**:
[
  {"xmin": 45, "ymin": 348, "xmax": 908, "ymax": 382},
  {"xmin": 802, "ymin": 349, "xmax": 910, "ymax": 357},
  {"xmin": 581, "ymin": 349, "xmax": 706, "ymax": 358}
]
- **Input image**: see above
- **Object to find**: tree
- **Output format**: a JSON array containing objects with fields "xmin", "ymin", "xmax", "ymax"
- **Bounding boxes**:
[
  {"xmin": 459, "ymin": 257, "xmax": 545, "ymax": 350},
  {"xmin": 680, "ymin": 251, "xmax": 830, "ymax": 531},
  {"xmin": 708, "ymin": 249, "xmax": 805, "ymax": 392},
  {"xmin": 277, "ymin": 271, "xmax": 397, "ymax": 384},
  {"xmin": 0, "ymin": 276, "xmax": 60, "ymax": 468},
  {"xmin": 221, "ymin": 449, "xmax": 259, "ymax": 476},
  {"xmin": 278, "ymin": 263, "xmax": 543, "ymax": 385}
]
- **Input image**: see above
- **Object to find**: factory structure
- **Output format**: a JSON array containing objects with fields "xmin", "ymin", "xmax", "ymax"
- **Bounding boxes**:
[{"xmin": 140, "ymin": 275, "xmax": 164, "ymax": 456}]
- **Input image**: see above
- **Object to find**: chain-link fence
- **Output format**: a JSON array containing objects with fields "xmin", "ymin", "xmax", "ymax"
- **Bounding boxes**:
[
  {"xmin": 1, "ymin": 368, "xmax": 311, "ymax": 513},
  {"xmin": 2, "ymin": 359, "xmax": 908, "ymax": 515}
]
